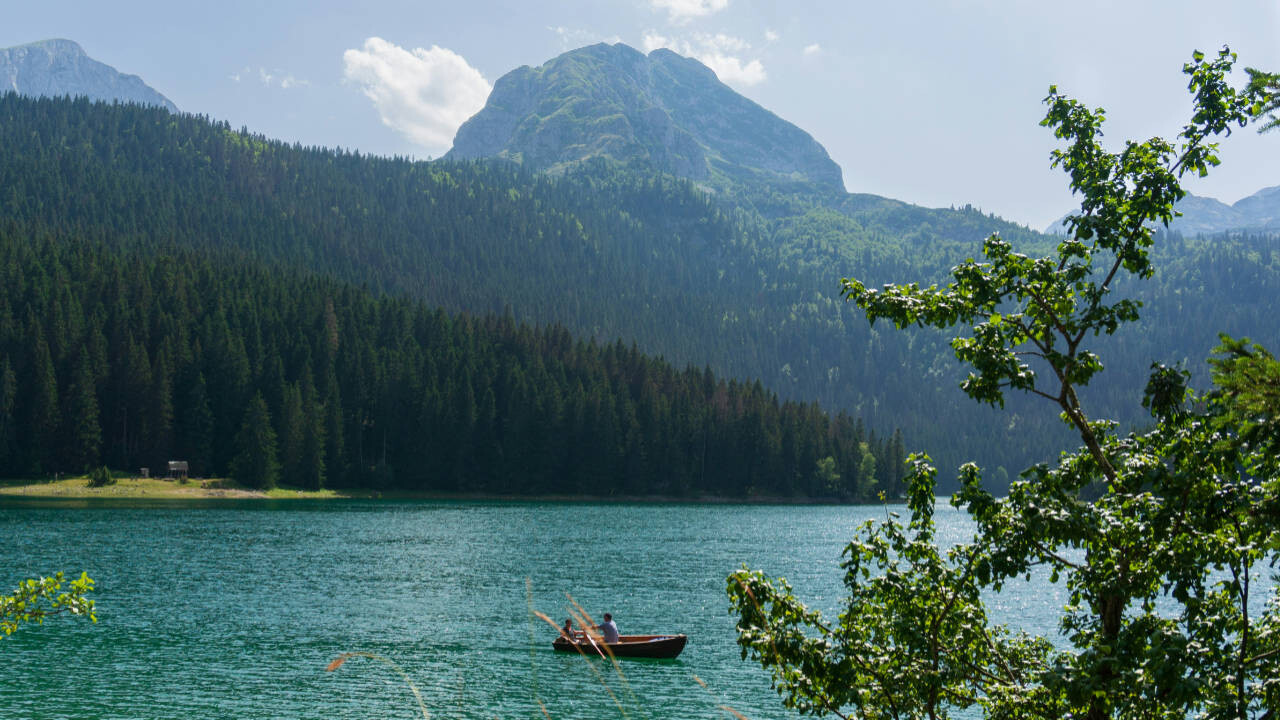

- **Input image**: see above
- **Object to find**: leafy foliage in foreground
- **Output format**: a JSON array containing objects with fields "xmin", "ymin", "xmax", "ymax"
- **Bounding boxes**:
[
  {"xmin": 0, "ymin": 232, "xmax": 901, "ymax": 498},
  {"xmin": 1249, "ymin": 67, "xmax": 1280, "ymax": 133},
  {"xmin": 729, "ymin": 48, "xmax": 1280, "ymax": 718},
  {"xmin": 1, "ymin": 572, "xmax": 96, "ymax": 638}
]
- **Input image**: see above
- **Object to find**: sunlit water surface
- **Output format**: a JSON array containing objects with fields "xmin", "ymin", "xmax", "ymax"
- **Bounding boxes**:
[{"xmin": 0, "ymin": 499, "xmax": 1258, "ymax": 719}]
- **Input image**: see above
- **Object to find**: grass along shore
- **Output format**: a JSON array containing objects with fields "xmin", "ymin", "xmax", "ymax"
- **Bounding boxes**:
[
  {"xmin": 0, "ymin": 473, "xmax": 364, "ymax": 499},
  {"xmin": 0, "ymin": 473, "xmax": 860, "ymax": 504}
]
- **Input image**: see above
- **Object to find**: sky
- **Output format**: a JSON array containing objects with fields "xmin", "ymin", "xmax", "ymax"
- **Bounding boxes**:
[{"xmin": 4, "ymin": 0, "xmax": 1279, "ymax": 231}]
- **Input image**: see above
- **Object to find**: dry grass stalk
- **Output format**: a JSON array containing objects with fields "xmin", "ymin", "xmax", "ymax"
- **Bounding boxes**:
[
  {"xmin": 532, "ymin": 594, "xmax": 640, "ymax": 719},
  {"xmin": 717, "ymin": 705, "xmax": 752, "ymax": 720},
  {"xmin": 563, "ymin": 593, "xmax": 651, "ymax": 717},
  {"xmin": 325, "ymin": 650, "xmax": 430, "ymax": 719}
]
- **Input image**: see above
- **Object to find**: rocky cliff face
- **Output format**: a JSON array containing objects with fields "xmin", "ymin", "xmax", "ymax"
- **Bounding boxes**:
[
  {"xmin": 447, "ymin": 43, "xmax": 843, "ymax": 194},
  {"xmin": 1, "ymin": 39, "xmax": 176, "ymax": 112}
]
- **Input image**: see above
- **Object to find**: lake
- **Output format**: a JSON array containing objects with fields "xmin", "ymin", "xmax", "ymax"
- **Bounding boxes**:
[{"xmin": 0, "ymin": 499, "xmax": 1124, "ymax": 718}]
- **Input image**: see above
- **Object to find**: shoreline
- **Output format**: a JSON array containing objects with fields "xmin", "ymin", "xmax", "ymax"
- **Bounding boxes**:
[{"xmin": 0, "ymin": 476, "xmax": 864, "ymax": 505}]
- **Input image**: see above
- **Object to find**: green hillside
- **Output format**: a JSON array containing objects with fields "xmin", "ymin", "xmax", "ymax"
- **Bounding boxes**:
[{"xmin": 3, "ymin": 93, "xmax": 1276, "ymax": 484}]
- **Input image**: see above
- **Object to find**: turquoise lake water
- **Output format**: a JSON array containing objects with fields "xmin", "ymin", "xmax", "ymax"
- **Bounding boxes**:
[{"xmin": 0, "ymin": 498, "xmax": 1198, "ymax": 719}]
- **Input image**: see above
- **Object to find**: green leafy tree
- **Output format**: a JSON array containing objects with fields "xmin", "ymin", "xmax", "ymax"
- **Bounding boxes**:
[
  {"xmin": 1209, "ymin": 335, "xmax": 1280, "ymax": 466},
  {"xmin": 855, "ymin": 447, "xmax": 877, "ymax": 498},
  {"xmin": 230, "ymin": 393, "xmax": 280, "ymax": 490},
  {"xmin": 1, "ymin": 572, "xmax": 96, "ymax": 638},
  {"xmin": 728, "ymin": 49, "xmax": 1280, "ymax": 720},
  {"xmin": 1248, "ymin": 68, "xmax": 1280, "ymax": 133},
  {"xmin": 814, "ymin": 455, "xmax": 842, "ymax": 496}
]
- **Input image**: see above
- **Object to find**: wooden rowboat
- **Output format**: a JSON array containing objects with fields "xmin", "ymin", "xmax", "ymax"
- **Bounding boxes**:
[{"xmin": 552, "ymin": 633, "xmax": 687, "ymax": 659}]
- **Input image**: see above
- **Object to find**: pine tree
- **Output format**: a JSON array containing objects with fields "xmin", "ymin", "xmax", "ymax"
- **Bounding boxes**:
[
  {"xmin": 204, "ymin": 314, "xmax": 251, "ymax": 474},
  {"xmin": 175, "ymin": 370, "xmax": 214, "ymax": 477},
  {"xmin": 323, "ymin": 369, "xmax": 345, "ymax": 486},
  {"xmin": 886, "ymin": 428, "xmax": 906, "ymax": 497},
  {"xmin": 299, "ymin": 368, "xmax": 326, "ymax": 490},
  {"xmin": 229, "ymin": 393, "xmax": 279, "ymax": 490},
  {"xmin": 0, "ymin": 357, "xmax": 16, "ymax": 472},
  {"xmin": 148, "ymin": 351, "xmax": 175, "ymax": 469},
  {"xmin": 278, "ymin": 382, "xmax": 304, "ymax": 487},
  {"xmin": 115, "ymin": 338, "xmax": 153, "ymax": 468},
  {"xmin": 61, "ymin": 353, "xmax": 102, "ymax": 472},
  {"xmin": 23, "ymin": 335, "xmax": 59, "ymax": 475}
]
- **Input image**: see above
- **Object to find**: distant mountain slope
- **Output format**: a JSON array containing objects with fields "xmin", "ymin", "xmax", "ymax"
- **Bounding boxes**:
[
  {"xmin": 1232, "ymin": 185, "xmax": 1280, "ymax": 228},
  {"xmin": 0, "ymin": 94, "xmax": 1045, "ymax": 477},
  {"xmin": 0, "ymin": 38, "xmax": 176, "ymax": 111},
  {"xmin": 447, "ymin": 43, "xmax": 843, "ymax": 194},
  {"xmin": 5, "ymin": 95, "xmax": 1276, "ymax": 489},
  {"xmin": 1045, "ymin": 184, "xmax": 1280, "ymax": 235}
]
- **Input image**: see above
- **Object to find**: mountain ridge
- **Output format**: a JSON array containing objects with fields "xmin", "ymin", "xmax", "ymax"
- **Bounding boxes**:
[
  {"xmin": 447, "ymin": 42, "xmax": 844, "ymax": 194},
  {"xmin": 1045, "ymin": 184, "xmax": 1280, "ymax": 236},
  {"xmin": 0, "ymin": 38, "xmax": 176, "ymax": 112}
]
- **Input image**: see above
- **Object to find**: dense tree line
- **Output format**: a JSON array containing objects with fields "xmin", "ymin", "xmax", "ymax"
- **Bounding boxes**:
[
  {"xmin": 1, "ymin": 93, "xmax": 1275, "ymax": 486},
  {"xmin": 0, "ymin": 230, "xmax": 903, "ymax": 499},
  {"xmin": 0, "ymin": 92, "xmax": 1052, "ymax": 477}
]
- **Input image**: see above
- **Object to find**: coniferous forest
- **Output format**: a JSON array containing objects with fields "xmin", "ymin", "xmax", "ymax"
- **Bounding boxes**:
[
  {"xmin": 0, "ymin": 230, "xmax": 903, "ymax": 499},
  {"xmin": 1, "ymin": 93, "xmax": 1277, "ymax": 489}
]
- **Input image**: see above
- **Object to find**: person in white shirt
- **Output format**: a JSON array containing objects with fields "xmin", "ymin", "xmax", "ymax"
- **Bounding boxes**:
[{"xmin": 597, "ymin": 612, "xmax": 620, "ymax": 643}]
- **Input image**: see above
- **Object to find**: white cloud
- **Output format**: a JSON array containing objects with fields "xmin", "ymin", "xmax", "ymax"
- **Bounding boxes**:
[
  {"xmin": 641, "ymin": 32, "xmax": 766, "ymax": 87},
  {"xmin": 698, "ymin": 53, "xmax": 765, "ymax": 86},
  {"xmin": 803, "ymin": 43, "xmax": 822, "ymax": 57},
  {"xmin": 700, "ymin": 33, "xmax": 748, "ymax": 53},
  {"xmin": 549, "ymin": 26, "xmax": 623, "ymax": 50},
  {"xmin": 650, "ymin": 0, "xmax": 729, "ymax": 24},
  {"xmin": 642, "ymin": 32, "xmax": 672, "ymax": 54},
  {"xmin": 764, "ymin": 29, "xmax": 779, "ymax": 43},
  {"xmin": 342, "ymin": 37, "xmax": 492, "ymax": 154},
  {"xmin": 251, "ymin": 67, "xmax": 307, "ymax": 89}
]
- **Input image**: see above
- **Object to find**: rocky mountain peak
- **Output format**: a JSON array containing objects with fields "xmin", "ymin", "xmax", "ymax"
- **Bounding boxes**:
[
  {"xmin": 446, "ymin": 42, "xmax": 844, "ymax": 194},
  {"xmin": 1, "ymin": 38, "xmax": 177, "ymax": 112}
]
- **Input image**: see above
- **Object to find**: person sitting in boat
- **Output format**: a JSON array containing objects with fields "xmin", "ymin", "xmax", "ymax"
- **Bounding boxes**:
[
  {"xmin": 561, "ymin": 618, "xmax": 579, "ymax": 642},
  {"xmin": 596, "ymin": 613, "xmax": 619, "ymax": 643}
]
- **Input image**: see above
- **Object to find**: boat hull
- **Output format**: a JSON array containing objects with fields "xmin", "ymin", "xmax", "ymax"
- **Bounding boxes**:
[{"xmin": 552, "ymin": 634, "xmax": 687, "ymax": 659}]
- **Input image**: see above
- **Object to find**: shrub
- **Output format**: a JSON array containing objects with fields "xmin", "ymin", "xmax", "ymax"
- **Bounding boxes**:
[{"xmin": 86, "ymin": 466, "xmax": 115, "ymax": 488}]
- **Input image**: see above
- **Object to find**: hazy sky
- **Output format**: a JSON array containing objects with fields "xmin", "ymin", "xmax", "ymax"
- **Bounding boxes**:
[{"xmin": 5, "ymin": 1, "xmax": 1278, "ymax": 230}]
